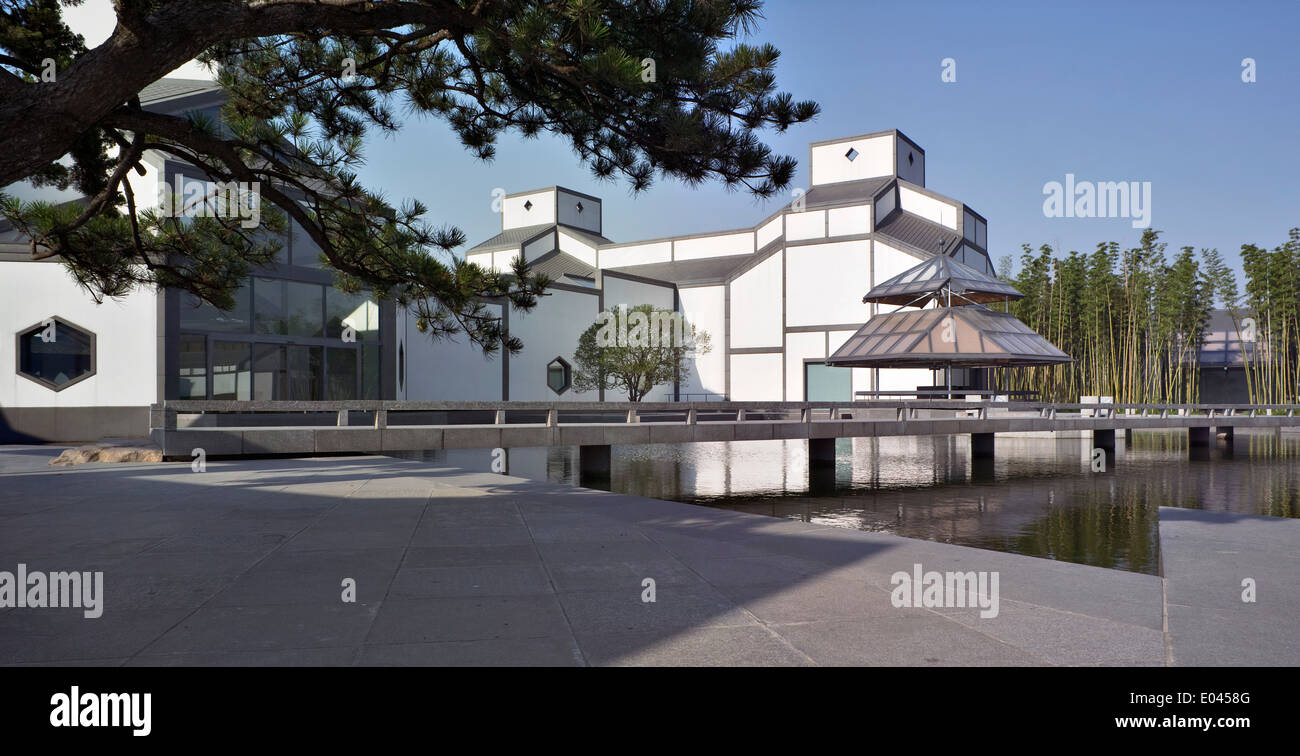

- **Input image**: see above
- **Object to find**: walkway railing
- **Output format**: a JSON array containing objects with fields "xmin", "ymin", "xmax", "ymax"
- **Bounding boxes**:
[{"xmin": 151, "ymin": 399, "xmax": 1300, "ymax": 430}]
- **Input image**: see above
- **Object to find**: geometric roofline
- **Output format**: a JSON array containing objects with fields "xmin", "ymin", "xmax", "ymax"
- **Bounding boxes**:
[
  {"xmin": 863, "ymin": 254, "xmax": 1022, "ymax": 306},
  {"xmin": 825, "ymin": 306, "xmax": 1071, "ymax": 369}
]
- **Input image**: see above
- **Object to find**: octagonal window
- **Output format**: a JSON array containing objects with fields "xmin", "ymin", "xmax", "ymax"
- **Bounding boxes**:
[
  {"xmin": 546, "ymin": 357, "xmax": 571, "ymax": 395},
  {"xmin": 17, "ymin": 317, "xmax": 96, "ymax": 390}
]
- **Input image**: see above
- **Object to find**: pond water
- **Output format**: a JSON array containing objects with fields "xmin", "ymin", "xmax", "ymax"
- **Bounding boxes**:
[{"xmin": 399, "ymin": 430, "xmax": 1300, "ymax": 575}]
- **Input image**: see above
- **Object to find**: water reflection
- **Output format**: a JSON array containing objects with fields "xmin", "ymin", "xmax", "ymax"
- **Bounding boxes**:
[{"xmin": 398, "ymin": 430, "xmax": 1300, "ymax": 575}]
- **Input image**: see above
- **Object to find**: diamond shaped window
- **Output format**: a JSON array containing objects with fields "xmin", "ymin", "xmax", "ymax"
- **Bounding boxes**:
[{"xmin": 845, "ymin": 147, "xmax": 859, "ymax": 161}]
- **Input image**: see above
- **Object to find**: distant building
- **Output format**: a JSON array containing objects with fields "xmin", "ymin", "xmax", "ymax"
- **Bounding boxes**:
[{"xmin": 1197, "ymin": 309, "xmax": 1252, "ymax": 403}]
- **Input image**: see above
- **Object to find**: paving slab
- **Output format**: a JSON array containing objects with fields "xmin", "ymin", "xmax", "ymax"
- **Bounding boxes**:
[{"xmin": 1158, "ymin": 507, "xmax": 1300, "ymax": 665}]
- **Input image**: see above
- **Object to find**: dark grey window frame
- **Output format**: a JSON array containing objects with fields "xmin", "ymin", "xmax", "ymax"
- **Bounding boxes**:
[
  {"xmin": 178, "ymin": 276, "xmax": 376, "ymax": 400},
  {"xmin": 15, "ymin": 316, "xmax": 98, "ymax": 392},
  {"xmin": 546, "ymin": 356, "xmax": 572, "ymax": 395}
]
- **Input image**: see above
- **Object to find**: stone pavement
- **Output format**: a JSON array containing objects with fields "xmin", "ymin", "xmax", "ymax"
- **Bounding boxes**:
[
  {"xmin": 0, "ymin": 447, "xmax": 1280, "ymax": 666},
  {"xmin": 1159, "ymin": 507, "xmax": 1300, "ymax": 666}
]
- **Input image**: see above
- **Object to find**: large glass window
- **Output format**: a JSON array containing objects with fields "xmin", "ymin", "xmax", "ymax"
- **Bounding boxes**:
[
  {"xmin": 285, "ymin": 281, "xmax": 324, "ymax": 337},
  {"xmin": 805, "ymin": 363, "xmax": 851, "ymax": 402},
  {"xmin": 326, "ymin": 289, "xmax": 379, "ymax": 341},
  {"xmin": 252, "ymin": 343, "xmax": 283, "ymax": 401},
  {"xmin": 212, "ymin": 341, "xmax": 251, "ymax": 400},
  {"xmin": 291, "ymin": 223, "xmax": 325, "ymax": 269},
  {"xmin": 253, "ymin": 276, "xmax": 286, "ymax": 335},
  {"xmin": 178, "ymin": 335, "xmax": 207, "ymax": 399},
  {"xmin": 17, "ymin": 318, "xmax": 95, "ymax": 390},
  {"xmin": 179, "ymin": 277, "xmax": 378, "ymax": 400},
  {"xmin": 180, "ymin": 285, "xmax": 251, "ymax": 332},
  {"xmin": 327, "ymin": 347, "xmax": 357, "ymax": 399},
  {"xmin": 361, "ymin": 344, "xmax": 381, "ymax": 400},
  {"xmin": 285, "ymin": 345, "xmax": 322, "ymax": 400}
]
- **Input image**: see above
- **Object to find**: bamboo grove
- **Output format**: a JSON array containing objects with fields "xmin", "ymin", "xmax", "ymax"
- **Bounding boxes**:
[{"xmin": 990, "ymin": 227, "xmax": 1300, "ymax": 405}]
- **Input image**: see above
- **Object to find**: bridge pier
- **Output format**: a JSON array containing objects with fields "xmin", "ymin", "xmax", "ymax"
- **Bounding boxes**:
[
  {"xmin": 1093, "ymin": 429, "xmax": 1115, "ymax": 452},
  {"xmin": 579, "ymin": 444, "xmax": 612, "ymax": 487},
  {"xmin": 1188, "ymin": 426, "xmax": 1211, "ymax": 447},
  {"xmin": 970, "ymin": 432, "xmax": 995, "ymax": 459},
  {"xmin": 808, "ymin": 438, "xmax": 836, "ymax": 467},
  {"xmin": 808, "ymin": 439, "xmax": 837, "ymax": 494}
]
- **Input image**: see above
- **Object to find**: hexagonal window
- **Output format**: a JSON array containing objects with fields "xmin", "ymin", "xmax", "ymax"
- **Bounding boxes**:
[
  {"xmin": 546, "ymin": 357, "xmax": 571, "ymax": 395},
  {"xmin": 16, "ymin": 317, "xmax": 96, "ymax": 391}
]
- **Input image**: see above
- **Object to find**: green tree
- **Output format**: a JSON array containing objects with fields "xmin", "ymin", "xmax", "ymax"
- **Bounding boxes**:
[
  {"xmin": 572, "ymin": 304, "xmax": 711, "ymax": 402},
  {"xmin": 0, "ymin": 0, "xmax": 817, "ymax": 354}
]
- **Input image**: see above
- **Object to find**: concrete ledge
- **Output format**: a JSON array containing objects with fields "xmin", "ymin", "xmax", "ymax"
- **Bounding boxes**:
[
  {"xmin": 316, "ymin": 428, "xmax": 382, "ymax": 453},
  {"xmin": 808, "ymin": 422, "xmax": 844, "ymax": 439},
  {"xmin": 441, "ymin": 426, "xmax": 503, "ymax": 450},
  {"xmin": 381, "ymin": 427, "xmax": 444, "ymax": 451},
  {"xmin": 164, "ymin": 429, "xmax": 243, "ymax": 457},
  {"xmin": 242, "ymin": 429, "xmax": 315, "ymax": 455},
  {"xmin": 500, "ymin": 426, "xmax": 559, "ymax": 448},
  {"xmin": 733, "ymin": 422, "xmax": 775, "ymax": 441}
]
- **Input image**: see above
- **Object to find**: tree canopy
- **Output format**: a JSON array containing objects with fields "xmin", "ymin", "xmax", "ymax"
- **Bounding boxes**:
[
  {"xmin": 0, "ymin": 0, "xmax": 818, "ymax": 354},
  {"xmin": 572, "ymin": 303, "xmax": 710, "ymax": 401}
]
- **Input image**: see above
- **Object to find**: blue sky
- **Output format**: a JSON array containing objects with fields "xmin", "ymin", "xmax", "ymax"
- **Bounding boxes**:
[
  {"xmin": 360, "ymin": 0, "xmax": 1299, "ymax": 281},
  {"xmin": 22, "ymin": 0, "xmax": 1300, "ymax": 283}
]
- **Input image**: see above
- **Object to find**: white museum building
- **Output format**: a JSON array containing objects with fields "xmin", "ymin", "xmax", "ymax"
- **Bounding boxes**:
[{"xmin": 0, "ymin": 79, "xmax": 995, "ymax": 442}]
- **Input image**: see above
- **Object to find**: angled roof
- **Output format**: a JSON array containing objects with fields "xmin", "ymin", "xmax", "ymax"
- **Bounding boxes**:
[
  {"xmin": 605, "ymin": 255, "xmax": 756, "ymax": 286},
  {"xmin": 467, "ymin": 224, "xmax": 553, "ymax": 254},
  {"xmin": 802, "ymin": 177, "xmax": 892, "ymax": 209},
  {"xmin": 874, "ymin": 210, "xmax": 962, "ymax": 257},
  {"xmin": 863, "ymin": 254, "xmax": 1022, "ymax": 306},
  {"xmin": 467, "ymin": 223, "xmax": 612, "ymax": 255},
  {"xmin": 825, "ymin": 307, "xmax": 1071, "ymax": 369},
  {"xmin": 140, "ymin": 78, "xmax": 222, "ymax": 106},
  {"xmin": 527, "ymin": 250, "xmax": 597, "ymax": 281},
  {"xmin": 555, "ymin": 224, "xmax": 614, "ymax": 249}
]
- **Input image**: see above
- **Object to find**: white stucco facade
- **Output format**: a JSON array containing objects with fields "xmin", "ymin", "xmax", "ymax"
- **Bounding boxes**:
[{"xmin": 411, "ymin": 129, "xmax": 995, "ymax": 403}]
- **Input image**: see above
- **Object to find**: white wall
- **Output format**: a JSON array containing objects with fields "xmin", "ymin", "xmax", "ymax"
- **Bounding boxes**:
[
  {"xmin": 729, "ymin": 353, "xmax": 782, "ymax": 400},
  {"xmin": 502, "ymin": 189, "xmax": 555, "ymax": 229},
  {"xmin": 0, "ymin": 262, "xmax": 158, "ymax": 408},
  {"xmin": 729, "ymin": 251, "xmax": 783, "ymax": 348},
  {"xmin": 877, "ymin": 367, "xmax": 936, "ymax": 393},
  {"xmin": 402, "ymin": 302, "xmax": 503, "ymax": 401},
  {"xmin": 556, "ymin": 189, "xmax": 600, "ymax": 234},
  {"xmin": 785, "ymin": 210, "xmax": 825, "ymax": 241},
  {"xmin": 601, "ymin": 276, "xmax": 674, "ymax": 311},
  {"xmin": 784, "ymin": 331, "xmax": 825, "ymax": 401},
  {"xmin": 507, "ymin": 287, "xmax": 601, "ymax": 401},
  {"xmin": 673, "ymin": 231, "xmax": 753, "ymax": 260},
  {"xmin": 899, "ymin": 185, "xmax": 958, "ymax": 229},
  {"xmin": 598, "ymin": 241, "xmax": 671, "ymax": 268},
  {"xmin": 785, "ymin": 240, "xmax": 871, "ymax": 327},
  {"xmin": 828, "ymin": 204, "xmax": 872, "ymax": 237},
  {"xmin": 873, "ymin": 240, "xmax": 925, "ymax": 286},
  {"xmin": 811, "ymin": 134, "xmax": 893, "ymax": 185},
  {"xmin": 677, "ymin": 286, "xmax": 726, "ymax": 398},
  {"xmin": 756, "ymin": 215, "xmax": 783, "ymax": 249},
  {"xmin": 557, "ymin": 229, "xmax": 596, "ymax": 267}
]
